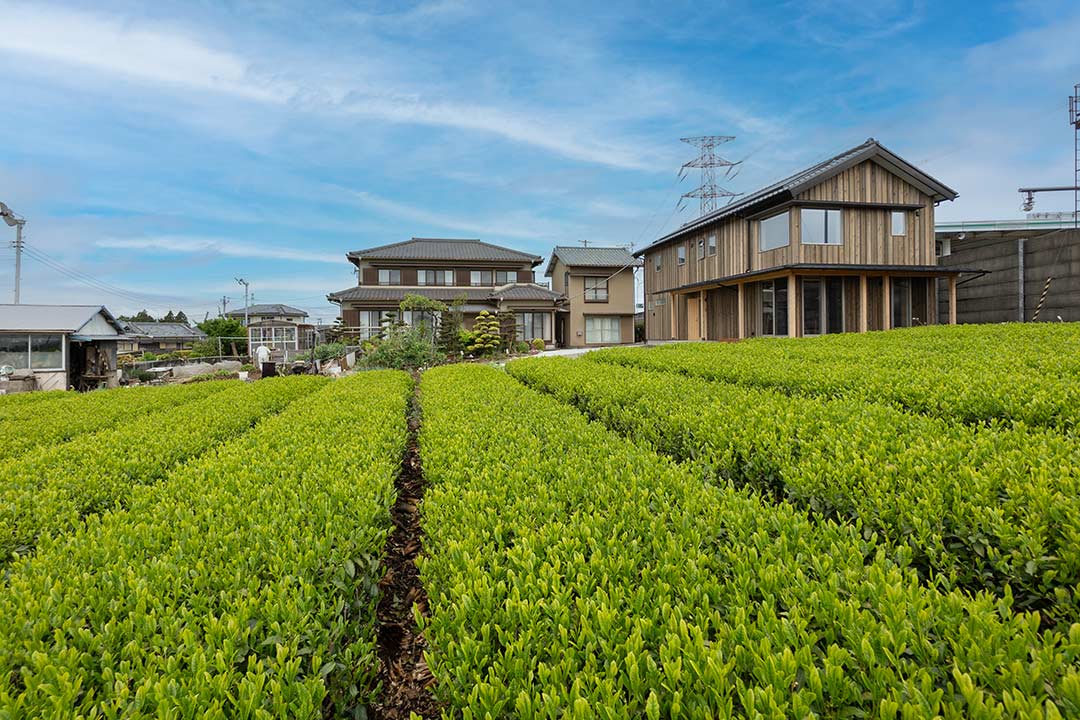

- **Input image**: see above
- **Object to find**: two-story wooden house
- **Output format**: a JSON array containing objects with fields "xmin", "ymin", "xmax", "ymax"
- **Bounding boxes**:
[
  {"xmin": 328, "ymin": 237, "xmax": 563, "ymax": 345},
  {"xmin": 639, "ymin": 139, "xmax": 977, "ymax": 340},
  {"xmin": 544, "ymin": 246, "xmax": 640, "ymax": 347}
]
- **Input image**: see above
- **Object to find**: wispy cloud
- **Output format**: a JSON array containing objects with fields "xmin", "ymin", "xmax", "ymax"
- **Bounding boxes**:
[{"xmin": 95, "ymin": 236, "xmax": 343, "ymax": 264}]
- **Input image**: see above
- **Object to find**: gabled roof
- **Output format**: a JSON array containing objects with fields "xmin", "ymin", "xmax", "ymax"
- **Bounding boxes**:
[
  {"xmin": 0, "ymin": 304, "xmax": 125, "ymax": 335},
  {"xmin": 122, "ymin": 321, "xmax": 207, "ymax": 340},
  {"xmin": 544, "ymin": 246, "xmax": 641, "ymax": 276},
  {"xmin": 347, "ymin": 238, "xmax": 542, "ymax": 265},
  {"xmin": 636, "ymin": 138, "xmax": 958, "ymax": 256},
  {"xmin": 225, "ymin": 303, "xmax": 308, "ymax": 318}
]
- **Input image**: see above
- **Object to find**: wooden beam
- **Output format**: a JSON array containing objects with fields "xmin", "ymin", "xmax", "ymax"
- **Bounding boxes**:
[
  {"xmin": 699, "ymin": 290, "xmax": 706, "ymax": 340},
  {"xmin": 948, "ymin": 275, "xmax": 957, "ymax": 325},
  {"xmin": 787, "ymin": 273, "xmax": 797, "ymax": 338},
  {"xmin": 670, "ymin": 292, "xmax": 677, "ymax": 339},
  {"xmin": 882, "ymin": 274, "xmax": 892, "ymax": 330},
  {"xmin": 737, "ymin": 283, "xmax": 746, "ymax": 339},
  {"xmin": 858, "ymin": 274, "xmax": 868, "ymax": 333}
]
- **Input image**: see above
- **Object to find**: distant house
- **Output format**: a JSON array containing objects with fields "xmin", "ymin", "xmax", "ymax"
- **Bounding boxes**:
[
  {"xmin": 118, "ymin": 321, "xmax": 207, "ymax": 354},
  {"xmin": 935, "ymin": 217, "xmax": 1079, "ymax": 323},
  {"xmin": 0, "ymin": 304, "xmax": 126, "ymax": 392},
  {"xmin": 328, "ymin": 238, "xmax": 563, "ymax": 346},
  {"xmin": 545, "ymin": 246, "xmax": 640, "ymax": 347},
  {"xmin": 638, "ymin": 139, "xmax": 979, "ymax": 340},
  {"xmin": 224, "ymin": 303, "xmax": 309, "ymax": 326}
]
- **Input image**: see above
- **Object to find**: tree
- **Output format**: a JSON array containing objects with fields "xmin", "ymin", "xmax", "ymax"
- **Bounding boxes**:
[
  {"xmin": 162, "ymin": 310, "xmax": 176, "ymax": 323},
  {"xmin": 399, "ymin": 293, "xmax": 448, "ymax": 341},
  {"xmin": 175, "ymin": 311, "xmax": 189, "ymax": 325},
  {"xmin": 119, "ymin": 309, "xmax": 155, "ymax": 322},
  {"xmin": 467, "ymin": 311, "xmax": 501, "ymax": 356},
  {"xmin": 497, "ymin": 310, "xmax": 518, "ymax": 351},
  {"xmin": 196, "ymin": 317, "xmax": 247, "ymax": 356},
  {"xmin": 437, "ymin": 294, "xmax": 467, "ymax": 356}
]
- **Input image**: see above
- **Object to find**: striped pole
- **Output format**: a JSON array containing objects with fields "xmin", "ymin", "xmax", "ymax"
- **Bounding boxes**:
[{"xmin": 1031, "ymin": 276, "xmax": 1053, "ymax": 322}]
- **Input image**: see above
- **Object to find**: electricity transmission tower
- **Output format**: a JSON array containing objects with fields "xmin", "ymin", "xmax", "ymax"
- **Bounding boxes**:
[
  {"xmin": 1019, "ymin": 82, "xmax": 1080, "ymax": 230},
  {"xmin": 679, "ymin": 136, "xmax": 742, "ymax": 216}
]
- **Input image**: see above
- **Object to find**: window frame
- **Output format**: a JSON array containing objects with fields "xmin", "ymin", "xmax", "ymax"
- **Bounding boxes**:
[
  {"xmin": 800, "ymin": 208, "xmax": 843, "ymax": 246},
  {"xmin": 515, "ymin": 312, "xmax": 551, "ymax": 343},
  {"xmin": 583, "ymin": 276, "xmax": 609, "ymax": 303},
  {"xmin": 654, "ymin": 254, "xmax": 662, "ymax": 272},
  {"xmin": 707, "ymin": 232, "xmax": 717, "ymax": 256},
  {"xmin": 470, "ymin": 270, "xmax": 493, "ymax": 286},
  {"xmin": 759, "ymin": 211, "xmax": 791, "ymax": 252},
  {"xmin": 417, "ymin": 269, "xmax": 454, "ymax": 286},
  {"xmin": 495, "ymin": 270, "xmax": 518, "ymax": 284},
  {"xmin": 0, "ymin": 333, "xmax": 66, "ymax": 372},
  {"xmin": 584, "ymin": 315, "xmax": 621, "ymax": 344},
  {"xmin": 891, "ymin": 211, "xmax": 907, "ymax": 237},
  {"xmin": 677, "ymin": 244, "xmax": 687, "ymax": 266},
  {"xmin": 377, "ymin": 268, "xmax": 401, "ymax": 286},
  {"xmin": 697, "ymin": 238, "xmax": 705, "ymax": 261}
]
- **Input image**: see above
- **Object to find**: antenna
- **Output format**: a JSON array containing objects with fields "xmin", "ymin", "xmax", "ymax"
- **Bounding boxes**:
[
  {"xmin": 1071, "ymin": 82, "xmax": 1079, "ymax": 229},
  {"xmin": 678, "ymin": 136, "xmax": 742, "ymax": 216}
]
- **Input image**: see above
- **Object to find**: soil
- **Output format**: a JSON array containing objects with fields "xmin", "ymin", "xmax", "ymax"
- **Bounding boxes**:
[{"xmin": 371, "ymin": 379, "xmax": 440, "ymax": 719}]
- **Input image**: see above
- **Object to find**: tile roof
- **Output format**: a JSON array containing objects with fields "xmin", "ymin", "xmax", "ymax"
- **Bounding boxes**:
[
  {"xmin": 544, "ymin": 246, "xmax": 641, "ymax": 276},
  {"xmin": 225, "ymin": 303, "xmax": 308, "ymax": 318},
  {"xmin": 636, "ymin": 138, "xmax": 959, "ymax": 256},
  {"xmin": 0, "ymin": 304, "xmax": 124, "ymax": 334},
  {"xmin": 328, "ymin": 283, "xmax": 563, "ymax": 304},
  {"xmin": 347, "ymin": 238, "xmax": 542, "ymax": 264},
  {"xmin": 123, "ymin": 321, "xmax": 207, "ymax": 340}
]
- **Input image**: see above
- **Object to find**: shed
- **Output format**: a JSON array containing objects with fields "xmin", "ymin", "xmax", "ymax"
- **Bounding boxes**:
[{"xmin": 0, "ymin": 304, "xmax": 126, "ymax": 392}]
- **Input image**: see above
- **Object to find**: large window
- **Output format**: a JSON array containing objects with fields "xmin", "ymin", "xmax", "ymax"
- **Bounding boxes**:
[
  {"xmin": 584, "ymin": 276, "xmax": 609, "ymax": 302},
  {"xmin": 677, "ymin": 245, "xmax": 686, "ymax": 265},
  {"xmin": 801, "ymin": 208, "xmax": 842, "ymax": 245},
  {"xmin": 0, "ymin": 333, "xmax": 64, "ymax": 370},
  {"xmin": 516, "ymin": 312, "xmax": 551, "ymax": 342},
  {"xmin": 377, "ymin": 269, "xmax": 400, "ymax": 285},
  {"xmin": 495, "ymin": 270, "xmax": 518, "ymax": 284},
  {"xmin": 417, "ymin": 269, "xmax": 454, "ymax": 286},
  {"xmin": 891, "ymin": 211, "xmax": 906, "ymax": 236},
  {"xmin": 759, "ymin": 280, "xmax": 789, "ymax": 336},
  {"xmin": 802, "ymin": 277, "xmax": 845, "ymax": 335},
  {"xmin": 760, "ymin": 211, "xmax": 790, "ymax": 251},
  {"xmin": 585, "ymin": 316, "xmax": 621, "ymax": 344},
  {"xmin": 249, "ymin": 325, "xmax": 299, "ymax": 350},
  {"xmin": 707, "ymin": 232, "xmax": 717, "ymax": 256},
  {"xmin": 470, "ymin": 270, "xmax": 493, "ymax": 286}
]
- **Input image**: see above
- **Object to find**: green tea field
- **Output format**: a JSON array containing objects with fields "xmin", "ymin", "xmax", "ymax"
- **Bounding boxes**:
[{"xmin": 2, "ymin": 323, "xmax": 1079, "ymax": 718}]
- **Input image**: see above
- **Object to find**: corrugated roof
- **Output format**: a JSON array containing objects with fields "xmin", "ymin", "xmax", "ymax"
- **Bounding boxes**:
[
  {"xmin": 123, "ymin": 321, "xmax": 207, "ymax": 340},
  {"xmin": 225, "ymin": 303, "xmax": 308, "ymax": 318},
  {"xmin": 636, "ymin": 139, "xmax": 959, "ymax": 256},
  {"xmin": 0, "ymin": 304, "xmax": 124, "ymax": 334},
  {"xmin": 348, "ymin": 238, "xmax": 542, "ymax": 264},
  {"xmin": 544, "ymin": 246, "xmax": 641, "ymax": 276}
]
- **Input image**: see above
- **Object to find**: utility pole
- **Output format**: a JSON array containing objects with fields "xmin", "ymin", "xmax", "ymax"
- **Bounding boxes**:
[
  {"xmin": 220, "ymin": 296, "xmax": 229, "ymax": 317},
  {"xmin": 235, "ymin": 277, "xmax": 250, "ymax": 326},
  {"xmin": 0, "ymin": 202, "xmax": 25, "ymax": 304}
]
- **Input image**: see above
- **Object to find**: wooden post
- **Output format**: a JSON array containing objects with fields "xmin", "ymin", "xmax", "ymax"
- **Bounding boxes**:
[
  {"xmin": 948, "ymin": 275, "xmax": 957, "ymax": 325},
  {"xmin": 787, "ymin": 273, "xmax": 797, "ymax": 338},
  {"xmin": 737, "ymin": 282, "xmax": 746, "ymax": 340},
  {"xmin": 699, "ymin": 290, "xmax": 706, "ymax": 340},
  {"xmin": 858, "ymin": 274, "xmax": 868, "ymax": 333},
  {"xmin": 670, "ymin": 293, "xmax": 677, "ymax": 340},
  {"xmin": 882, "ymin": 275, "xmax": 892, "ymax": 330}
]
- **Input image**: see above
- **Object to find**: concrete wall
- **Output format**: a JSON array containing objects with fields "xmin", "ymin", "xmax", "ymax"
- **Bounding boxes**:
[{"xmin": 938, "ymin": 229, "xmax": 1080, "ymax": 323}]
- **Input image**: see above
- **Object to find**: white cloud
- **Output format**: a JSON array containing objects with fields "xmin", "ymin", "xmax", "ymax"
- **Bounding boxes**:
[{"xmin": 95, "ymin": 236, "xmax": 343, "ymax": 264}]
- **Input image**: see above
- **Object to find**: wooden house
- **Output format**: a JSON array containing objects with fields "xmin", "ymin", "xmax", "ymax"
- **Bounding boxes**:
[
  {"xmin": 638, "ymin": 139, "xmax": 979, "ymax": 340},
  {"xmin": 544, "ymin": 246, "xmax": 640, "ymax": 347}
]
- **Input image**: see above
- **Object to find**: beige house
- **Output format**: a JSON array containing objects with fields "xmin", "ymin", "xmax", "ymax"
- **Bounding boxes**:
[
  {"xmin": 545, "ymin": 246, "xmax": 639, "ymax": 347},
  {"xmin": 639, "ymin": 139, "xmax": 982, "ymax": 340},
  {"xmin": 328, "ymin": 238, "xmax": 563, "ymax": 346}
]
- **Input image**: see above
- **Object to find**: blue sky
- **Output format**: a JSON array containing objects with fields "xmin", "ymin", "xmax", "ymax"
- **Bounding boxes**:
[{"xmin": 1, "ymin": 0, "xmax": 1078, "ymax": 320}]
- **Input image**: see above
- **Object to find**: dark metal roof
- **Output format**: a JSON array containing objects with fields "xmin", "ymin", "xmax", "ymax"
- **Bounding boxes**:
[
  {"xmin": 225, "ymin": 303, "xmax": 308, "ymax": 318},
  {"xmin": 348, "ymin": 238, "xmax": 542, "ymax": 264},
  {"xmin": 490, "ymin": 283, "xmax": 563, "ymax": 301},
  {"xmin": 660, "ymin": 263, "xmax": 985, "ymax": 294},
  {"xmin": 328, "ymin": 283, "xmax": 562, "ymax": 304},
  {"xmin": 636, "ymin": 139, "xmax": 959, "ymax": 257},
  {"xmin": 123, "ymin": 321, "xmax": 207, "ymax": 340},
  {"xmin": 544, "ymin": 246, "xmax": 641, "ymax": 276}
]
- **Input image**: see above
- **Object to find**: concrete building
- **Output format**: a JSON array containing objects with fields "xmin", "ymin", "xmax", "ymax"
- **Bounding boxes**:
[{"xmin": 935, "ymin": 216, "xmax": 1080, "ymax": 323}]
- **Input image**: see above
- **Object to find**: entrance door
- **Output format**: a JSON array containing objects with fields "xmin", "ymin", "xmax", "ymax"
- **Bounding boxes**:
[{"xmin": 687, "ymin": 296, "xmax": 701, "ymax": 340}]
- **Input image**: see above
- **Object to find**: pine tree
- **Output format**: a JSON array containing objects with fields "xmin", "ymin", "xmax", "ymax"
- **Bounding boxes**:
[{"xmin": 468, "ymin": 311, "xmax": 501, "ymax": 356}]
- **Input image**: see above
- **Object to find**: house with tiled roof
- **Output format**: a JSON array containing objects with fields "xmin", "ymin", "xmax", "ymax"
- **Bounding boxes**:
[
  {"xmin": 545, "ymin": 246, "xmax": 640, "ymax": 347},
  {"xmin": 118, "ymin": 321, "xmax": 207, "ymax": 354},
  {"xmin": 328, "ymin": 238, "xmax": 563, "ymax": 345}
]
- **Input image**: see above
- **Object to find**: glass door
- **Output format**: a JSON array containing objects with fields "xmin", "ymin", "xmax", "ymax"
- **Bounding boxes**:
[{"xmin": 802, "ymin": 279, "xmax": 822, "ymax": 335}]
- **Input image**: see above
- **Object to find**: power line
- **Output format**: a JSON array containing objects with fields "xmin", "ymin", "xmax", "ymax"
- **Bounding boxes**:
[{"xmin": 20, "ymin": 245, "xmax": 191, "ymax": 307}]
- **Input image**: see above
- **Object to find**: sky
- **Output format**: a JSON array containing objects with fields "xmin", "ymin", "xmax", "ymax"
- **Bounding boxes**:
[{"xmin": 1, "ymin": 0, "xmax": 1078, "ymax": 321}]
